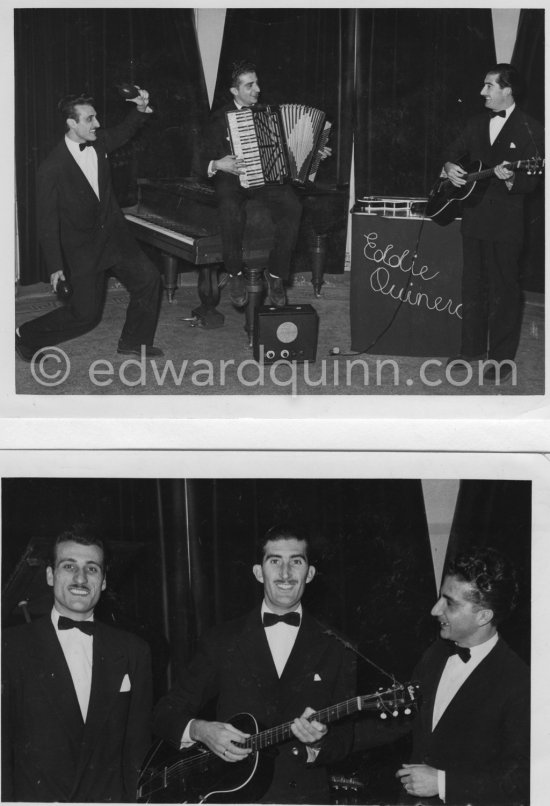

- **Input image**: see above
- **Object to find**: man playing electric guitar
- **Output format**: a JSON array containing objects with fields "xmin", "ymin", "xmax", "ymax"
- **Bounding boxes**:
[
  {"xmin": 440, "ymin": 63, "xmax": 544, "ymax": 383},
  {"xmin": 150, "ymin": 525, "xmax": 357, "ymax": 803}
]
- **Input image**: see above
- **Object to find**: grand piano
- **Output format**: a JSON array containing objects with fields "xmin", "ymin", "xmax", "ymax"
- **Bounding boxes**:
[
  {"xmin": 123, "ymin": 177, "xmax": 275, "ymax": 332},
  {"xmin": 123, "ymin": 177, "xmax": 349, "ymax": 339}
]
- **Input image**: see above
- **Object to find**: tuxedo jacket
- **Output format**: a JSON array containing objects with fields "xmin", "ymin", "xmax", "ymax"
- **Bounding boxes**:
[
  {"xmin": 36, "ymin": 108, "xmax": 149, "ymax": 280},
  {"xmin": 407, "ymin": 637, "xmax": 530, "ymax": 806},
  {"xmin": 152, "ymin": 607, "xmax": 356, "ymax": 804},
  {"xmin": 2, "ymin": 615, "xmax": 153, "ymax": 802},
  {"xmin": 443, "ymin": 108, "xmax": 544, "ymax": 244}
]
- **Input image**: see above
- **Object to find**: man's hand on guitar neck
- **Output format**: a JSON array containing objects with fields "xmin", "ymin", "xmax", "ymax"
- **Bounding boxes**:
[
  {"xmin": 190, "ymin": 719, "xmax": 252, "ymax": 762},
  {"xmin": 493, "ymin": 161, "xmax": 515, "ymax": 188},
  {"xmin": 445, "ymin": 160, "xmax": 515, "ymax": 188},
  {"xmin": 291, "ymin": 706, "xmax": 328, "ymax": 746}
]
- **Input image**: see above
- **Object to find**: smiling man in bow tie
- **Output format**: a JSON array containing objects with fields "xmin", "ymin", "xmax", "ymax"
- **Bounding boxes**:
[
  {"xmin": 394, "ymin": 547, "xmax": 529, "ymax": 805},
  {"xmin": 441, "ymin": 63, "xmax": 544, "ymax": 384},
  {"xmin": 353, "ymin": 547, "xmax": 529, "ymax": 806},
  {"xmin": 152, "ymin": 525, "xmax": 356, "ymax": 804},
  {"xmin": 1, "ymin": 524, "xmax": 153, "ymax": 802}
]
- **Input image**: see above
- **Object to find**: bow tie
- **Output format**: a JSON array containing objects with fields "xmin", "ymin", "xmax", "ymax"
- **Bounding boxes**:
[
  {"xmin": 489, "ymin": 110, "xmax": 506, "ymax": 118},
  {"xmin": 263, "ymin": 611, "xmax": 301, "ymax": 628},
  {"xmin": 445, "ymin": 641, "xmax": 471, "ymax": 663},
  {"xmin": 79, "ymin": 141, "xmax": 93, "ymax": 151},
  {"xmin": 58, "ymin": 616, "xmax": 95, "ymax": 635}
]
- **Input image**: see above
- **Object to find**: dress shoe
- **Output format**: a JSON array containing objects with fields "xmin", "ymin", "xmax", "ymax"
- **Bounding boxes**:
[
  {"xmin": 228, "ymin": 273, "xmax": 248, "ymax": 307},
  {"xmin": 483, "ymin": 363, "xmax": 514, "ymax": 383},
  {"xmin": 117, "ymin": 343, "xmax": 164, "ymax": 358},
  {"xmin": 15, "ymin": 331, "xmax": 36, "ymax": 362},
  {"xmin": 265, "ymin": 272, "xmax": 286, "ymax": 307}
]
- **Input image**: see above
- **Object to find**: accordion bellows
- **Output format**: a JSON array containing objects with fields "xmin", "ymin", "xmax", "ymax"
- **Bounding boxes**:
[{"xmin": 226, "ymin": 104, "xmax": 331, "ymax": 188}]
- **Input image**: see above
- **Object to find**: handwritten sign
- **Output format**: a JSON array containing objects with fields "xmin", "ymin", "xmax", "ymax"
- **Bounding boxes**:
[{"xmin": 350, "ymin": 215, "xmax": 463, "ymax": 357}]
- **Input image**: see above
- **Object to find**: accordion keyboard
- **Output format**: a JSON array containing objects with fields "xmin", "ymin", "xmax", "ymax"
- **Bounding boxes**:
[
  {"xmin": 226, "ymin": 104, "xmax": 328, "ymax": 189},
  {"xmin": 226, "ymin": 108, "xmax": 266, "ymax": 188}
]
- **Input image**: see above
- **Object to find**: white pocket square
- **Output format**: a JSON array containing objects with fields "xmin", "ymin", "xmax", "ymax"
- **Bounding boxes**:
[
  {"xmin": 314, "ymin": 673, "xmax": 322, "ymax": 681},
  {"xmin": 120, "ymin": 673, "xmax": 131, "ymax": 692},
  {"xmin": 510, "ymin": 142, "xmax": 517, "ymax": 149}
]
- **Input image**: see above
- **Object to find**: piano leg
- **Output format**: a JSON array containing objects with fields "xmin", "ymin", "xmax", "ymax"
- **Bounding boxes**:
[
  {"xmin": 243, "ymin": 267, "xmax": 265, "ymax": 348},
  {"xmin": 161, "ymin": 254, "xmax": 179, "ymax": 303},
  {"xmin": 310, "ymin": 233, "xmax": 327, "ymax": 297},
  {"xmin": 191, "ymin": 266, "xmax": 225, "ymax": 329}
]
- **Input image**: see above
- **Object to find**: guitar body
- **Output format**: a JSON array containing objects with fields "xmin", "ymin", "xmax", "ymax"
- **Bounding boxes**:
[
  {"xmin": 426, "ymin": 155, "xmax": 544, "ymax": 226},
  {"xmin": 137, "ymin": 683, "xmax": 419, "ymax": 803},
  {"xmin": 137, "ymin": 713, "xmax": 264, "ymax": 803},
  {"xmin": 426, "ymin": 160, "xmax": 484, "ymax": 226}
]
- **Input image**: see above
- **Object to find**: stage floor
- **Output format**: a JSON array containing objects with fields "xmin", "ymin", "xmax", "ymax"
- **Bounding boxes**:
[{"xmin": 15, "ymin": 271, "xmax": 544, "ymax": 396}]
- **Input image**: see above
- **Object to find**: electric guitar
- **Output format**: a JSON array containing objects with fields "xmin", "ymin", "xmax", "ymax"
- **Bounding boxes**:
[
  {"xmin": 137, "ymin": 681, "xmax": 419, "ymax": 803},
  {"xmin": 426, "ymin": 157, "xmax": 544, "ymax": 226}
]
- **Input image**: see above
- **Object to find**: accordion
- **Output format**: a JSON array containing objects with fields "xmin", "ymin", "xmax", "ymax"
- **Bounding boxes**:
[{"xmin": 226, "ymin": 104, "xmax": 331, "ymax": 189}]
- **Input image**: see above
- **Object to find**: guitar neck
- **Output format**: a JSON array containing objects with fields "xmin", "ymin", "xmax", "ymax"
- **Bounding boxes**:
[
  {"xmin": 465, "ymin": 160, "xmax": 525, "ymax": 183},
  {"xmin": 247, "ymin": 695, "xmax": 369, "ymax": 751}
]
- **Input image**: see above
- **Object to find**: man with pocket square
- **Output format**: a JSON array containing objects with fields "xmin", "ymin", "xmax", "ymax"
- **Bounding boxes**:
[
  {"xmin": 1, "ymin": 524, "xmax": 153, "ymax": 802},
  {"xmin": 152, "ymin": 525, "xmax": 356, "ymax": 804},
  {"xmin": 442, "ymin": 63, "xmax": 544, "ymax": 383}
]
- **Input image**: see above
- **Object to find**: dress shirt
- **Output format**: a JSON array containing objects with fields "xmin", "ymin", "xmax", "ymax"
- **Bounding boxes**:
[
  {"xmin": 65, "ymin": 135, "xmax": 100, "ymax": 199},
  {"xmin": 261, "ymin": 602, "xmax": 301, "ymax": 677},
  {"xmin": 433, "ymin": 633, "xmax": 499, "ymax": 801},
  {"xmin": 52, "ymin": 606, "xmax": 94, "ymax": 721},
  {"xmin": 489, "ymin": 103, "xmax": 514, "ymax": 145}
]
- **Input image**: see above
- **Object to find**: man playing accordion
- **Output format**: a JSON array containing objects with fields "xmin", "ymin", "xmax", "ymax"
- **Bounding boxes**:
[{"xmin": 201, "ymin": 60, "xmax": 329, "ymax": 309}]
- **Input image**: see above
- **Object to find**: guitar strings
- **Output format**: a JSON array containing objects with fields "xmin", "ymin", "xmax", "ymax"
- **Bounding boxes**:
[{"xmin": 143, "ymin": 686, "xmax": 411, "ymax": 793}]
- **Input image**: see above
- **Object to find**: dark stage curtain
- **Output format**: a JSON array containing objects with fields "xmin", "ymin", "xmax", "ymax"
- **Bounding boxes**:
[
  {"xmin": 513, "ymin": 9, "xmax": 545, "ymax": 293},
  {"xmin": 354, "ymin": 8, "xmax": 496, "ymax": 199},
  {"xmin": 213, "ymin": 9, "xmax": 356, "ymax": 275},
  {"xmin": 14, "ymin": 8, "xmax": 209, "ymax": 285},
  {"xmin": 446, "ymin": 480, "xmax": 531, "ymax": 665}
]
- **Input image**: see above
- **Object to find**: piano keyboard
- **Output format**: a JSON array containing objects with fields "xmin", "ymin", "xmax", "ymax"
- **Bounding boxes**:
[{"xmin": 124, "ymin": 213, "xmax": 196, "ymax": 244}]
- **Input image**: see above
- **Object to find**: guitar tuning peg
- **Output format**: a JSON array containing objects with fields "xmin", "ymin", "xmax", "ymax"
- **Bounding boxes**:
[
  {"xmin": 380, "ymin": 712, "xmax": 388, "ymax": 720},
  {"xmin": 392, "ymin": 710, "xmax": 399, "ymax": 717},
  {"xmin": 404, "ymin": 708, "xmax": 411, "ymax": 715}
]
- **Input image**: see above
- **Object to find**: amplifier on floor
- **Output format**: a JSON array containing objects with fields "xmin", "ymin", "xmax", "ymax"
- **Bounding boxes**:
[{"xmin": 254, "ymin": 304, "xmax": 319, "ymax": 363}]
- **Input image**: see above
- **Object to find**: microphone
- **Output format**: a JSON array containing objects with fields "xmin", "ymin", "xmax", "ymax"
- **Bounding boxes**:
[
  {"xmin": 323, "ymin": 628, "xmax": 399, "ymax": 686},
  {"xmin": 521, "ymin": 114, "xmax": 543, "ymax": 164},
  {"xmin": 324, "ymin": 629, "xmax": 418, "ymax": 719}
]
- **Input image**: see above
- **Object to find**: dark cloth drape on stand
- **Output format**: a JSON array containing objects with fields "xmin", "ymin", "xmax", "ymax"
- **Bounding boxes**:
[
  {"xmin": 446, "ymin": 480, "xmax": 531, "ymax": 665},
  {"xmin": 15, "ymin": 8, "xmax": 208, "ymax": 285}
]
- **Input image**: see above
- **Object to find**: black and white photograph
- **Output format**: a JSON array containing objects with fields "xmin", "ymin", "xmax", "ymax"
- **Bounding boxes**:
[
  {"xmin": 1, "ymin": 450, "xmax": 548, "ymax": 805},
  {"xmin": 8, "ymin": 5, "xmax": 545, "ymax": 406}
]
